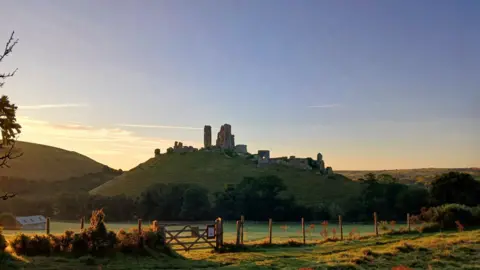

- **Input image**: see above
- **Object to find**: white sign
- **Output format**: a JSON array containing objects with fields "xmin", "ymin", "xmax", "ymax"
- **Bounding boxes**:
[{"xmin": 207, "ymin": 226, "xmax": 215, "ymax": 238}]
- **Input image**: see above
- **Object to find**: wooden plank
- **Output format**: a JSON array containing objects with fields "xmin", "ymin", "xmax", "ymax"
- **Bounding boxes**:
[{"xmin": 169, "ymin": 241, "xmax": 216, "ymax": 245}]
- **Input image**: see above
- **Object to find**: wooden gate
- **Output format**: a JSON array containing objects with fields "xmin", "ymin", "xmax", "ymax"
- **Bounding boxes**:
[{"xmin": 163, "ymin": 218, "xmax": 223, "ymax": 251}]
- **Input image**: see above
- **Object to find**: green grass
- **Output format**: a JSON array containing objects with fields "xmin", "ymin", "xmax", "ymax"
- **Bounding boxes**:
[
  {"xmin": 1, "ymin": 221, "xmax": 381, "ymax": 242},
  {"xmin": 0, "ymin": 141, "xmax": 105, "ymax": 182},
  {"xmin": 89, "ymin": 151, "xmax": 361, "ymax": 206},
  {"xmin": 5, "ymin": 229, "xmax": 480, "ymax": 269}
]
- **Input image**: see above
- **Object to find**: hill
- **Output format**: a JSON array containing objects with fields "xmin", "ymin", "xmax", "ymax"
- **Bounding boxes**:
[
  {"xmin": 90, "ymin": 151, "xmax": 362, "ymax": 206},
  {"xmin": 0, "ymin": 141, "xmax": 106, "ymax": 181},
  {"xmin": 337, "ymin": 168, "xmax": 480, "ymax": 184}
]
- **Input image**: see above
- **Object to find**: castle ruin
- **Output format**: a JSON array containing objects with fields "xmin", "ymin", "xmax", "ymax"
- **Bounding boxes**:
[
  {"xmin": 204, "ymin": 125, "xmax": 212, "ymax": 148},
  {"xmin": 215, "ymin": 124, "xmax": 235, "ymax": 149}
]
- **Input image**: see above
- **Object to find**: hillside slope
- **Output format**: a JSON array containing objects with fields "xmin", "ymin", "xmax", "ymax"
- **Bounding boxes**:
[
  {"xmin": 90, "ymin": 151, "xmax": 362, "ymax": 206},
  {"xmin": 0, "ymin": 141, "xmax": 105, "ymax": 181}
]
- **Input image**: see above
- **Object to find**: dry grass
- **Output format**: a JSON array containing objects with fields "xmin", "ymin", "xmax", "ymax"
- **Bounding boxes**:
[{"xmin": 0, "ymin": 141, "xmax": 105, "ymax": 181}]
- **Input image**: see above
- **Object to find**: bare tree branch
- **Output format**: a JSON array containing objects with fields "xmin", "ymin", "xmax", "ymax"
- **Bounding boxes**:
[
  {"xmin": 0, "ymin": 31, "xmax": 18, "ymax": 63},
  {"xmin": 0, "ymin": 31, "xmax": 21, "ymax": 201},
  {"xmin": 0, "ymin": 138, "xmax": 22, "ymax": 168},
  {"xmin": 0, "ymin": 31, "xmax": 19, "ymax": 88},
  {"xmin": 0, "ymin": 192, "xmax": 16, "ymax": 200}
]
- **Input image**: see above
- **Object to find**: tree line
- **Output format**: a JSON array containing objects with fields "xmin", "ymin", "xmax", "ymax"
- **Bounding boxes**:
[{"xmin": 1, "ymin": 171, "xmax": 478, "ymax": 223}]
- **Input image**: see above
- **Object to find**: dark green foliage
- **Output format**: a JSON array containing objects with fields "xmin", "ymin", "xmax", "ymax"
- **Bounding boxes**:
[
  {"xmin": 0, "ymin": 229, "xmax": 7, "ymax": 251},
  {"xmin": 166, "ymin": 147, "xmax": 174, "ymax": 154},
  {"xmin": 180, "ymin": 186, "xmax": 211, "ymax": 220},
  {"xmin": 71, "ymin": 231, "xmax": 89, "ymax": 257},
  {"xmin": 415, "ymin": 204, "xmax": 478, "ymax": 229},
  {"xmin": 213, "ymin": 175, "xmax": 312, "ymax": 221},
  {"xmin": 139, "ymin": 183, "xmax": 212, "ymax": 221},
  {"xmin": 154, "ymin": 148, "xmax": 160, "ymax": 156},
  {"xmin": 348, "ymin": 173, "xmax": 429, "ymax": 222},
  {"xmin": 224, "ymin": 149, "xmax": 237, "ymax": 158},
  {"xmin": 430, "ymin": 172, "xmax": 480, "ymax": 206}
]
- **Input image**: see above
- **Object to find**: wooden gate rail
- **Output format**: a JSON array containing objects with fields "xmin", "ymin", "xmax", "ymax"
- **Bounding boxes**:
[{"xmin": 163, "ymin": 221, "xmax": 220, "ymax": 252}]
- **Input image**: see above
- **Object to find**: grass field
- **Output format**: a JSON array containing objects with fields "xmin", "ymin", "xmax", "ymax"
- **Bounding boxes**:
[
  {"xmin": 0, "ymin": 141, "xmax": 105, "ymax": 181},
  {"xmin": 5, "ymin": 229, "xmax": 480, "ymax": 269},
  {"xmin": 2, "ymin": 221, "xmax": 381, "ymax": 243}
]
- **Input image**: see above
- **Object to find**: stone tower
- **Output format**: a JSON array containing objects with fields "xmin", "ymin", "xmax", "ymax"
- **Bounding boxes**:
[
  {"xmin": 216, "ymin": 124, "xmax": 234, "ymax": 149},
  {"xmin": 204, "ymin": 125, "xmax": 212, "ymax": 148},
  {"xmin": 317, "ymin": 153, "xmax": 326, "ymax": 173}
]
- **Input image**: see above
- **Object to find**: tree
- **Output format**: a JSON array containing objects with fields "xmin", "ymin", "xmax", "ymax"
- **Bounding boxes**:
[
  {"xmin": 0, "ymin": 31, "xmax": 22, "ymax": 200},
  {"xmin": 179, "ymin": 186, "xmax": 211, "ymax": 220},
  {"xmin": 430, "ymin": 172, "xmax": 480, "ymax": 206}
]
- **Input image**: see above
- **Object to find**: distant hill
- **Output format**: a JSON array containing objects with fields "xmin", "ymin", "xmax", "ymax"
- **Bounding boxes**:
[
  {"xmin": 337, "ymin": 168, "xmax": 480, "ymax": 184},
  {"xmin": 0, "ymin": 141, "xmax": 106, "ymax": 181},
  {"xmin": 90, "ymin": 151, "xmax": 362, "ymax": 206}
]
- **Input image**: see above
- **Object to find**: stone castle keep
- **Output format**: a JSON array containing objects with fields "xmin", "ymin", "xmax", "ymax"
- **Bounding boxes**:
[{"xmin": 162, "ymin": 123, "xmax": 333, "ymax": 174}]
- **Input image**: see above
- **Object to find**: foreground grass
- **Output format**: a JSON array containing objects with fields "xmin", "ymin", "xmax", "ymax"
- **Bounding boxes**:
[
  {"xmin": 181, "ymin": 230, "xmax": 480, "ymax": 269},
  {"xmin": 4, "ymin": 230, "xmax": 480, "ymax": 269}
]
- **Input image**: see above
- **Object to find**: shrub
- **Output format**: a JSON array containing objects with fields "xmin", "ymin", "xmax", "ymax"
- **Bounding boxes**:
[
  {"xmin": 71, "ymin": 231, "xmax": 89, "ymax": 257},
  {"xmin": 0, "ymin": 228, "xmax": 7, "ymax": 251},
  {"xmin": 416, "ymin": 223, "xmax": 441, "ymax": 233},
  {"xmin": 27, "ymin": 235, "xmax": 52, "ymax": 256},
  {"xmin": 116, "ymin": 229, "xmax": 141, "ymax": 254},
  {"xmin": 415, "ymin": 204, "xmax": 476, "ymax": 229},
  {"xmin": 11, "ymin": 233, "xmax": 30, "ymax": 255},
  {"xmin": 224, "ymin": 149, "xmax": 237, "ymax": 158},
  {"xmin": 0, "ymin": 213, "xmax": 17, "ymax": 229}
]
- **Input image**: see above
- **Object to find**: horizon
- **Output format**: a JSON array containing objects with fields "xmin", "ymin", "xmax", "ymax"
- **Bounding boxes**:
[{"xmin": 1, "ymin": 0, "xmax": 479, "ymax": 170}]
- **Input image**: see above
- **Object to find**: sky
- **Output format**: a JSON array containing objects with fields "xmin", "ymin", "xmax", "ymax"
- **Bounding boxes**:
[{"xmin": 0, "ymin": 0, "xmax": 478, "ymax": 170}]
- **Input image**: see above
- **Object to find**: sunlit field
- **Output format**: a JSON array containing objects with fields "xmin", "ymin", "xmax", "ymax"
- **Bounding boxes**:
[
  {"xmin": 2, "ymin": 220, "xmax": 391, "ymax": 242},
  {"xmin": 5, "ymin": 229, "xmax": 480, "ymax": 269}
]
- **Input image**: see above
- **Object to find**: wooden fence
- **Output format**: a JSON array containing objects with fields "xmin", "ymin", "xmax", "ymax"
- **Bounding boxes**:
[{"xmin": 233, "ymin": 212, "xmax": 412, "ymax": 245}]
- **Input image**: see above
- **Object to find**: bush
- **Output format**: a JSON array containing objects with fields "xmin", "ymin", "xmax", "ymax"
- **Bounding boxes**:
[
  {"xmin": 415, "ymin": 204, "xmax": 478, "ymax": 230},
  {"xmin": 0, "ymin": 213, "xmax": 17, "ymax": 229},
  {"xmin": 416, "ymin": 223, "xmax": 441, "ymax": 233},
  {"xmin": 0, "ymin": 228, "xmax": 7, "ymax": 251}
]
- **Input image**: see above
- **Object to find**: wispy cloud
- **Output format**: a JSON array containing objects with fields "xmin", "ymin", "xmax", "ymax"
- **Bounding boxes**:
[
  {"xmin": 17, "ymin": 116, "xmax": 201, "ymax": 170},
  {"xmin": 118, "ymin": 124, "xmax": 203, "ymax": 130},
  {"xmin": 307, "ymin": 104, "xmax": 341, "ymax": 108},
  {"xmin": 20, "ymin": 103, "xmax": 89, "ymax": 110}
]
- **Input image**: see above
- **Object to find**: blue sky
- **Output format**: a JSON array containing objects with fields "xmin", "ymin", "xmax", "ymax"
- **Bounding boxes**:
[{"xmin": 0, "ymin": 0, "xmax": 478, "ymax": 170}]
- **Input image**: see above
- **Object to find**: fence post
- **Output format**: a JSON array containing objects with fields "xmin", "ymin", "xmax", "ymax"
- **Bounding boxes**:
[
  {"xmin": 240, "ymin": 215, "xmax": 245, "ymax": 244},
  {"xmin": 220, "ymin": 218, "xmax": 224, "ymax": 247},
  {"xmin": 152, "ymin": 220, "xmax": 159, "ymax": 232},
  {"xmin": 138, "ymin": 219, "xmax": 142, "ymax": 233},
  {"xmin": 236, "ymin": 220, "xmax": 241, "ymax": 246},
  {"xmin": 407, "ymin": 213, "xmax": 411, "ymax": 231},
  {"xmin": 80, "ymin": 217, "xmax": 84, "ymax": 230},
  {"xmin": 268, "ymin": 218, "xmax": 273, "ymax": 244},
  {"xmin": 301, "ymin": 217, "xmax": 305, "ymax": 244},
  {"xmin": 373, "ymin": 212, "xmax": 378, "ymax": 236},
  {"xmin": 46, "ymin": 217, "xmax": 50, "ymax": 235},
  {"xmin": 339, "ymin": 215, "xmax": 343, "ymax": 241}
]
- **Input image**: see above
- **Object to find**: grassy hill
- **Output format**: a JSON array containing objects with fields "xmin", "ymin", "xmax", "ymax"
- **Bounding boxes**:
[
  {"xmin": 90, "ymin": 151, "xmax": 362, "ymax": 206},
  {"xmin": 0, "ymin": 141, "xmax": 106, "ymax": 181}
]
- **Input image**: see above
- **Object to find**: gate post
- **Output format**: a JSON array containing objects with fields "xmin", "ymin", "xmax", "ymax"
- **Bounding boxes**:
[
  {"xmin": 215, "ymin": 217, "xmax": 224, "ymax": 250},
  {"xmin": 240, "ymin": 215, "xmax": 245, "ymax": 244}
]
